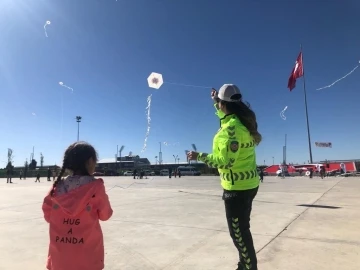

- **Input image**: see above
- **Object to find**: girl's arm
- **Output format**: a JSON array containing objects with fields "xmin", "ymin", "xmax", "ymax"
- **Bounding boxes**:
[
  {"xmin": 42, "ymin": 193, "xmax": 52, "ymax": 223},
  {"xmin": 96, "ymin": 180, "xmax": 113, "ymax": 221}
]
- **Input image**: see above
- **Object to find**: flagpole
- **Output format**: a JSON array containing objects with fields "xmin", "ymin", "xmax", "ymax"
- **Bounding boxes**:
[{"xmin": 300, "ymin": 44, "xmax": 313, "ymax": 163}]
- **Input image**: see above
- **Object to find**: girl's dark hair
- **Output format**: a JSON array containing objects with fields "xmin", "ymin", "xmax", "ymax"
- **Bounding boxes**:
[
  {"xmin": 220, "ymin": 94, "xmax": 262, "ymax": 145},
  {"xmin": 50, "ymin": 141, "xmax": 98, "ymax": 197}
]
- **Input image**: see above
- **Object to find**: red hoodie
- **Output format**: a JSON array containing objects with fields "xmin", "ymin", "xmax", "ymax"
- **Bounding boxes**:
[{"xmin": 42, "ymin": 176, "xmax": 113, "ymax": 270}]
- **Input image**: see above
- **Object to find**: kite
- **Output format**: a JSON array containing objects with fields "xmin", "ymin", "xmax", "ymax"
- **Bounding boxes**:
[
  {"xmin": 280, "ymin": 106, "xmax": 288, "ymax": 120},
  {"xmin": 59, "ymin": 81, "xmax": 74, "ymax": 92},
  {"xmin": 316, "ymin": 61, "xmax": 360, "ymax": 90},
  {"xmin": 44, "ymin": 21, "xmax": 51, "ymax": 37},
  {"xmin": 315, "ymin": 142, "xmax": 332, "ymax": 148},
  {"xmin": 147, "ymin": 72, "xmax": 164, "ymax": 89},
  {"xmin": 147, "ymin": 72, "xmax": 211, "ymax": 90},
  {"xmin": 32, "ymin": 112, "xmax": 36, "ymax": 116},
  {"xmin": 141, "ymin": 94, "xmax": 152, "ymax": 152}
]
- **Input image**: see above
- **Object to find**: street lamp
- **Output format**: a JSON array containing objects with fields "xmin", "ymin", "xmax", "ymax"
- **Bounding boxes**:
[
  {"xmin": 177, "ymin": 157, "xmax": 180, "ymax": 164},
  {"xmin": 173, "ymin": 155, "xmax": 178, "ymax": 164},
  {"xmin": 272, "ymin": 156, "xmax": 274, "ymax": 165},
  {"xmin": 76, "ymin": 116, "xmax": 82, "ymax": 141},
  {"xmin": 116, "ymin": 145, "xmax": 125, "ymax": 172},
  {"xmin": 119, "ymin": 145, "xmax": 124, "ymax": 170},
  {"xmin": 159, "ymin": 142, "xmax": 162, "ymax": 165}
]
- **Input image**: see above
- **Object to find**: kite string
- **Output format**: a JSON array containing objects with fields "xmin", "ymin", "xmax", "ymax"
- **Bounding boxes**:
[
  {"xmin": 316, "ymin": 65, "xmax": 359, "ymax": 90},
  {"xmin": 165, "ymin": 81, "xmax": 211, "ymax": 89},
  {"xmin": 141, "ymin": 94, "xmax": 152, "ymax": 152},
  {"xmin": 164, "ymin": 141, "xmax": 179, "ymax": 146},
  {"xmin": 61, "ymin": 92, "xmax": 64, "ymax": 141},
  {"xmin": 60, "ymin": 84, "xmax": 74, "ymax": 93}
]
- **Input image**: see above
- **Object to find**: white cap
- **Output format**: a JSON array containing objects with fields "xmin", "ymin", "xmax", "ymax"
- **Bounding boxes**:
[{"xmin": 218, "ymin": 84, "xmax": 242, "ymax": 102}]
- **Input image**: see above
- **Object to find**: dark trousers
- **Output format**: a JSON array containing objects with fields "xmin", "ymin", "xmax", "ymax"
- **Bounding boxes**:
[{"xmin": 224, "ymin": 187, "xmax": 258, "ymax": 270}]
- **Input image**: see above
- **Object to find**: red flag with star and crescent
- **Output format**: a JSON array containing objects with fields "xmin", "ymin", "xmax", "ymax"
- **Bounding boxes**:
[{"xmin": 287, "ymin": 52, "xmax": 304, "ymax": 91}]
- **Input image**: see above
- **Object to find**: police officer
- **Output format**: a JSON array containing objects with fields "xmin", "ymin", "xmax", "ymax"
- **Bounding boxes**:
[{"xmin": 188, "ymin": 84, "xmax": 261, "ymax": 270}]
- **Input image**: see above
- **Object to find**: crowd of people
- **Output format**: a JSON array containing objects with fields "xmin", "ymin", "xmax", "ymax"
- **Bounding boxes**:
[
  {"xmin": 131, "ymin": 168, "xmax": 182, "ymax": 179},
  {"xmin": 5, "ymin": 167, "xmax": 59, "ymax": 184}
]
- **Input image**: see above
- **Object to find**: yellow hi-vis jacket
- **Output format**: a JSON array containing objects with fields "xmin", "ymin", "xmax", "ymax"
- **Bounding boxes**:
[{"xmin": 197, "ymin": 105, "xmax": 259, "ymax": 191}]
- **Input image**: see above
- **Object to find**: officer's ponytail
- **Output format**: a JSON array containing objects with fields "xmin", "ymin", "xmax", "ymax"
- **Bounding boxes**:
[{"xmin": 220, "ymin": 95, "xmax": 262, "ymax": 145}]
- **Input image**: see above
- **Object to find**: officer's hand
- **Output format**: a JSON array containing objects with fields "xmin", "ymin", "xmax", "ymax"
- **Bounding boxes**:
[
  {"xmin": 187, "ymin": 151, "xmax": 199, "ymax": 160},
  {"xmin": 211, "ymin": 88, "xmax": 218, "ymax": 100}
]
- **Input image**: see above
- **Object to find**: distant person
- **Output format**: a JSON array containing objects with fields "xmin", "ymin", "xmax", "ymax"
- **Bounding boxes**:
[
  {"xmin": 309, "ymin": 168, "xmax": 314, "ymax": 179},
  {"xmin": 340, "ymin": 163, "xmax": 346, "ymax": 174},
  {"xmin": 133, "ymin": 169, "xmax": 137, "ymax": 179},
  {"xmin": 20, "ymin": 170, "xmax": 23, "ymax": 180},
  {"xmin": 281, "ymin": 165, "xmax": 285, "ymax": 178},
  {"xmin": 316, "ymin": 164, "xmax": 321, "ymax": 175},
  {"xmin": 169, "ymin": 168, "xmax": 172, "ymax": 179},
  {"xmin": 47, "ymin": 167, "xmax": 51, "ymax": 181},
  {"xmin": 42, "ymin": 141, "xmax": 113, "ymax": 270},
  {"xmin": 259, "ymin": 170, "xmax": 264, "ymax": 183},
  {"xmin": 52, "ymin": 170, "xmax": 56, "ymax": 181},
  {"xmin": 6, "ymin": 168, "xmax": 13, "ymax": 184},
  {"xmin": 188, "ymin": 85, "xmax": 261, "ymax": 270},
  {"xmin": 320, "ymin": 166, "xmax": 325, "ymax": 179},
  {"xmin": 178, "ymin": 169, "xmax": 181, "ymax": 178},
  {"xmin": 174, "ymin": 169, "xmax": 177, "ymax": 178},
  {"xmin": 35, "ymin": 171, "xmax": 40, "ymax": 182}
]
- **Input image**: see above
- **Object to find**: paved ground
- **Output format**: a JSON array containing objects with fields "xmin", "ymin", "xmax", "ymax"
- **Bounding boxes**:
[{"xmin": 0, "ymin": 175, "xmax": 359, "ymax": 270}]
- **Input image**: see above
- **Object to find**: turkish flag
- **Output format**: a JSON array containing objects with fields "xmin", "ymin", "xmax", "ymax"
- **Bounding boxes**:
[{"xmin": 287, "ymin": 52, "xmax": 304, "ymax": 91}]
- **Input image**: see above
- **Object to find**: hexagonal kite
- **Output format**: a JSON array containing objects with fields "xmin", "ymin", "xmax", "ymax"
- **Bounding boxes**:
[{"xmin": 147, "ymin": 72, "xmax": 164, "ymax": 89}]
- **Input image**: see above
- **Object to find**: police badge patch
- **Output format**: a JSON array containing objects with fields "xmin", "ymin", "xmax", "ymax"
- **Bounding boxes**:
[{"xmin": 230, "ymin": 141, "xmax": 239, "ymax": 153}]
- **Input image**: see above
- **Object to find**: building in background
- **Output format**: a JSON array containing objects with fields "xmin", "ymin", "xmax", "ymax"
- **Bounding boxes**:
[
  {"xmin": 97, "ymin": 155, "xmax": 151, "ymax": 173},
  {"xmin": 96, "ymin": 156, "xmax": 220, "ymax": 175}
]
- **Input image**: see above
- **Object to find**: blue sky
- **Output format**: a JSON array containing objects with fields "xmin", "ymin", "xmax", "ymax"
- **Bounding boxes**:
[{"xmin": 1, "ymin": 0, "xmax": 360, "ymax": 167}]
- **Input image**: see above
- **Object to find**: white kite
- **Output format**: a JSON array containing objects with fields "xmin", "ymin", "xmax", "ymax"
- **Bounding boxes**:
[
  {"xmin": 32, "ymin": 112, "xmax": 36, "ymax": 116},
  {"xmin": 59, "ymin": 81, "xmax": 74, "ymax": 92},
  {"xmin": 147, "ymin": 72, "xmax": 164, "ymax": 89},
  {"xmin": 316, "ymin": 61, "xmax": 360, "ymax": 90},
  {"xmin": 141, "ymin": 94, "xmax": 152, "ymax": 152},
  {"xmin": 280, "ymin": 106, "xmax": 288, "ymax": 120},
  {"xmin": 44, "ymin": 21, "xmax": 51, "ymax": 37}
]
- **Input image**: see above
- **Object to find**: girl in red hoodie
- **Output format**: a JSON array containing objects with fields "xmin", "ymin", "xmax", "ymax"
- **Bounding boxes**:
[{"xmin": 42, "ymin": 141, "xmax": 113, "ymax": 270}]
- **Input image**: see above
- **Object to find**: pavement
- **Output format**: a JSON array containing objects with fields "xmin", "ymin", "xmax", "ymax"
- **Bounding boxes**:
[{"xmin": 0, "ymin": 175, "xmax": 359, "ymax": 270}]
